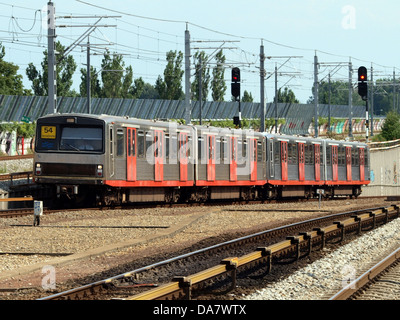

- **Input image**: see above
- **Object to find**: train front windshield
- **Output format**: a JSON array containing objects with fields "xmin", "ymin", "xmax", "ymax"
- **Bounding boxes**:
[
  {"xmin": 36, "ymin": 119, "xmax": 104, "ymax": 153},
  {"xmin": 60, "ymin": 127, "xmax": 102, "ymax": 151}
]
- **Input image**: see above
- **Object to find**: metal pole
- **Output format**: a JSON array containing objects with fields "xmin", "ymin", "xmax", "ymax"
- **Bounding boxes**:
[
  {"xmin": 365, "ymin": 99, "xmax": 369, "ymax": 142},
  {"xmin": 86, "ymin": 36, "xmax": 91, "ymax": 114},
  {"xmin": 348, "ymin": 59, "xmax": 353, "ymax": 139},
  {"xmin": 275, "ymin": 64, "xmax": 278, "ymax": 133},
  {"xmin": 260, "ymin": 42, "xmax": 266, "ymax": 132},
  {"xmin": 393, "ymin": 69, "xmax": 396, "ymax": 112},
  {"xmin": 47, "ymin": 1, "xmax": 57, "ymax": 114},
  {"xmin": 184, "ymin": 25, "xmax": 192, "ymax": 125},
  {"xmin": 328, "ymin": 73, "xmax": 331, "ymax": 134},
  {"xmin": 370, "ymin": 65, "xmax": 374, "ymax": 136},
  {"xmin": 314, "ymin": 53, "xmax": 319, "ymax": 138},
  {"xmin": 199, "ymin": 55, "xmax": 202, "ymax": 125}
]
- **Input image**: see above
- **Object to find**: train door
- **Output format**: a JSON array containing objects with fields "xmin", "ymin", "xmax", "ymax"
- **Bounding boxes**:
[
  {"xmin": 127, "ymin": 128, "xmax": 137, "ymax": 181},
  {"xmin": 314, "ymin": 144, "xmax": 320, "ymax": 181},
  {"xmin": 207, "ymin": 135, "xmax": 215, "ymax": 181},
  {"xmin": 250, "ymin": 138, "xmax": 257, "ymax": 181},
  {"xmin": 179, "ymin": 132, "xmax": 188, "ymax": 181},
  {"xmin": 332, "ymin": 145, "xmax": 338, "ymax": 181},
  {"xmin": 154, "ymin": 130, "xmax": 163, "ymax": 182},
  {"xmin": 298, "ymin": 143, "xmax": 305, "ymax": 181},
  {"xmin": 230, "ymin": 137, "xmax": 237, "ymax": 181},
  {"xmin": 346, "ymin": 147, "xmax": 352, "ymax": 181},
  {"xmin": 281, "ymin": 141, "xmax": 288, "ymax": 181},
  {"xmin": 359, "ymin": 147, "xmax": 365, "ymax": 181}
]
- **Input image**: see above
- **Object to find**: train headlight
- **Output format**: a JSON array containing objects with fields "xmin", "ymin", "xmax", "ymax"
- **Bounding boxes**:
[
  {"xmin": 35, "ymin": 163, "xmax": 42, "ymax": 175},
  {"xmin": 97, "ymin": 164, "xmax": 103, "ymax": 177}
]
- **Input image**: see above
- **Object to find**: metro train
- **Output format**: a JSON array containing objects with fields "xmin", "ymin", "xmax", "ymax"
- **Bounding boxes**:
[{"xmin": 33, "ymin": 113, "xmax": 370, "ymax": 206}]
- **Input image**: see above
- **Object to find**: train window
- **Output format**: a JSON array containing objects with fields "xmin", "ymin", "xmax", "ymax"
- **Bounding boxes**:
[
  {"xmin": 288, "ymin": 143, "xmax": 297, "ymax": 165},
  {"xmin": 338, "ymin": 146, "xmax": 345, "ymax": 166},
  {"xmin": 221, "ymin": 138, "xmax": 228, "ymax": 164},
  {"xmin": 274, "ymin": 141, "xmax": 280, "ymax": 163},
  {"xmin": 198, "ymin": 137, "xmax": 204, "ymax": 161},
  {"xmin": 187, "ymin": 136, "xmax": 191, "ymax": 158},
  {"xmin": 138, "ymin": 131, "xmax": 144, "ymax": 157},
  {"xmin": 219, "ymin": 138, "xmax": 224, "ymax": 162},
  {"xmin": 171, "ymin": 134, "xmax": 177, "ymax": 163},
  {"xmin": 146, "ymin": 132, "xmax": 153, "ymax": 157},
  {"xmin": 60, "ymin": 126, "xmax": 103, "ymax": 152},
  {"xmin": 216, "ymin": 138, "xmax": 221, "ymax": 162},
  {"xmin": 257, "ymin": 141, "xmax": 262, "ymax": 162},
  {"xmin": 116, "ymin": 129, "xmax": 124, "ymax": 156},
  {"xmin": 326, "ymin": 146, "xmax": 331, "ymax": 165},
  {"xmin": 165, "ymin": 133, "xmax": 170, "ymax": 159},
  {"xmin": 305, "ymin": 144, "xmax": 314, "ymax": 165},
  {"xmin": 128, "ymin": 130, "xmax": 131, "ymax": 156},
  {"xmin": 242, "ymin": 139, "xmax": 247, "ymax": 158}
]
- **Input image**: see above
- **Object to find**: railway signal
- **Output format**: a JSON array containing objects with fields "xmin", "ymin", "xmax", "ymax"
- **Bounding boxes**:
[
  {"xmin": 358, "ymin": 66, "xmax": 369, "ymax": 142},
  {"xmin": 231, "ymin": 67, "xmax": 241, "ymax": 100},
  {"xmin": 231, "ymin": 67, "xmax": 241, "ymax": 127},
  {"xmin": 357, "ymin": 66, "xmax": 368, "ymax": 101}
]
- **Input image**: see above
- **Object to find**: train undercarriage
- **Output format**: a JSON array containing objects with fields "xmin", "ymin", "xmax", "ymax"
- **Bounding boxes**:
[{"xmin": 49, "ymin": 183, "xmax": 363, "ymax": 208}]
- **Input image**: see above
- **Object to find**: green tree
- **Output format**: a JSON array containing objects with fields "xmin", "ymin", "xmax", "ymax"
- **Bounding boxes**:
[
  {"xmin": 100, "ymin": 50, "xmax": 133, "ymax": 98},
  {"xmin": 308, "ymin": 80, "xmax": 364, "ymax": 106},
  {"xmin": 26, "ymin": 41, "xmax": 77, "ymax": 97},
  {"xmin": 156, "ymin": 50, "xmax": 184, "ymax": 100},
  {"xmin": 191, "ymin": 51, "xmax": 210, "ymax": 101},
  {"xmin": 211, "ymin": 50, "xmax": 226, "ymax": 102},
  {"xmin": 242, "ymin": 90, "xmax": 253, "ymax": 102},
  {"xmin": 0, "ymin": 43, "xmax": 28, "ymax": 95},
  {"xmin": 276, "ymin": 87, "xmax": 299, "ymax": 103},
  {"xmin": 80, "ymin": 66, "xmax": 101, "ymax": 98},
  {"xmin": 381, "ymin": 111, "xmax": 400, "ymax": 141}
]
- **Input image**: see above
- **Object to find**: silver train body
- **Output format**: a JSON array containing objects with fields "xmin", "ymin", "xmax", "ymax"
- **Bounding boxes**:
[{"xmin": 33, "ymin": 113, "xmax": 370, "ymax": 205}]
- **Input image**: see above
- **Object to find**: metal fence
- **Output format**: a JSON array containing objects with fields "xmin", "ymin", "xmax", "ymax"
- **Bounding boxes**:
[{"xmin": 0, "ymin": 95, "xmax": 369, "ymax": 135}]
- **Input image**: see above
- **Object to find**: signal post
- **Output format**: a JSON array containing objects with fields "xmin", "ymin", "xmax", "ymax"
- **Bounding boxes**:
[{"xmin": 357, "ymin": 66, "xmax": 369, "ymax": 141}]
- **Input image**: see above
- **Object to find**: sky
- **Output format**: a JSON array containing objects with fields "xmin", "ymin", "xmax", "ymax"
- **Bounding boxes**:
[{"xmin": 1, "ymin": 0, "xmax": 399, "ymax": 104}]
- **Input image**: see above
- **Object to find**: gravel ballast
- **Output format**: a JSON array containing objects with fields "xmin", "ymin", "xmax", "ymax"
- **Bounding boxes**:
[
  {"xmin": 243, "ymin": 215, "xmax": 400, "ymax": 300},
  {"xmin": 0, "ymin": 197, "xmax": 394, "ymax": 298}
]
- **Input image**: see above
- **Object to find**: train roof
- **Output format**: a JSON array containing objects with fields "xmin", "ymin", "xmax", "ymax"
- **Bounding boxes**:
[
  {"xmin": 262, "ymin": 132, "xmax": 368, "ymax": 147},
  {"xmin": 38, "ymin": 113, "xmax": 367, "ymax": 147}
]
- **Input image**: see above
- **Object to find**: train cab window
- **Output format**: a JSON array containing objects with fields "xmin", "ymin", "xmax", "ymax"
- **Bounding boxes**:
[
  {"xmin": 138, "ymin": 131, "xmax": 144, "ymax": 157},
  {"xmin": 60, "ymin": 127, "xmax": 103, "ymax": 152}
]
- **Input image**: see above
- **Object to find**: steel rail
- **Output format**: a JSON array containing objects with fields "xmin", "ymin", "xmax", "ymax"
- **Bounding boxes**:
[
  {"xmin": 329, "ymin": 246, "xmax": 400, "ymax": 300},
  {"xmin": 38, "ymin": 204, "xmax": 399, "ymax": 300},
  {"xmin": 125, "ymin": 205, "xmax": 399, "ymax": 300}
]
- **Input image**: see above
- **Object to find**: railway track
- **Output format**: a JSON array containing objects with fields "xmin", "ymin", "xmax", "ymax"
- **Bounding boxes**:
[
  {"xmin": 38, "ymin": 204, "xmax": 399, "ymax": 300},
  {"xmin": 330, "ymin": 247, "xmax": 400, "ymax": 300}
]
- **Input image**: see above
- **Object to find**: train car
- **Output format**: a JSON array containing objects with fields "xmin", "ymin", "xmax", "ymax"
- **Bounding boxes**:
[
  {"xmin": 33, "ymin": 113, "xmax": 370, "ymax": 206},
  {"xmin": 322, "ymin": 138, "xmax": 370, "ymax": 198},
  {"xmin": 194, "ymin": 126, "xmax": 266, "ymax": 201},
  {"xmin": 34, "ymin": 113, "xmax": 196, "ymax": 205},
  {"xmin": 262, "ymin": 133, "xmax": 370, "ymax": 199}
]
